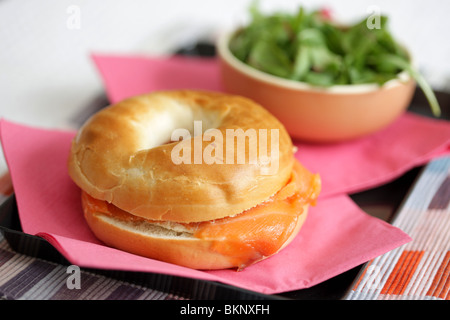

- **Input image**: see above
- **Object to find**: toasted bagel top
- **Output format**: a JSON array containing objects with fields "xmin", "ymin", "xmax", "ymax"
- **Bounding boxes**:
[{"xmin": 68, "ymin": 90, "xmax": 294, "ymax": 222}]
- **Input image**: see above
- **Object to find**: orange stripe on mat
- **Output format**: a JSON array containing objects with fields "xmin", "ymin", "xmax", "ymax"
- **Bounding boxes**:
[
  {"xmin": 426, "ymin": 251, "xmax": 450, "ymax": 300},
  {"xmin": 381, "ymin": 250, "xmax": 424, "ymax": 295},
  {"xmin": 352, "ymin": 260, "xmax": 373, "ymax": 291}
]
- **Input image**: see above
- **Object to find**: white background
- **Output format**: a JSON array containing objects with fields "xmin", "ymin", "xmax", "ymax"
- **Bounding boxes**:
[{"xmin": 1, "ymin": 0, "xmax": 450, "ymax": 172}]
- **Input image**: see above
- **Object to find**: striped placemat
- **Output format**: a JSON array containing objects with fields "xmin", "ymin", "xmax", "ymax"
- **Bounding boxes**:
[
  {"xmin": 1, "ymin": 156, "xmax": 449, "ymax": 300},
  {"xmin": 346, "ymin": 156, "xmax": 450, "ymax": 300},
  {"xmin": 0, "ymin": 236, "xmax": 184, "ymax": 300},
  {"xmin": 0, "ymin": 231, "xmax": 187, "ymax": 300}
]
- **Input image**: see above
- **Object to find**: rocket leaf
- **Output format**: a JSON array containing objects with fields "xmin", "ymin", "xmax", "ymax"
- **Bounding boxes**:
[{"xmin": 229, "ymin": 4, "xmax": 441, "ymax": 116}]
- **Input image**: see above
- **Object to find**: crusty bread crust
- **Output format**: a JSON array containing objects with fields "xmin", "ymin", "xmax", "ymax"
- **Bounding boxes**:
[{"xmin": 68, "ymin": 90, "xmax": 294, "ymax": 222}]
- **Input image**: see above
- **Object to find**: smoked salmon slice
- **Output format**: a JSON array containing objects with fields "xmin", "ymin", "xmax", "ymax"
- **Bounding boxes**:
[
  {"xmin": 82, "ymin": 160, "xmax": 321, "ymax": 270},
  {"xmin": 192, "ymin": 160, "xmax": 321, "ymax": 269}
]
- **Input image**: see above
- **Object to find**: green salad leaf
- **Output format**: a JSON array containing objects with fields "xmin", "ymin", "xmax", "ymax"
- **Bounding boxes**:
[{"xmin": 229, "ymin": 4, "xmax": 441, "ymax": 116}]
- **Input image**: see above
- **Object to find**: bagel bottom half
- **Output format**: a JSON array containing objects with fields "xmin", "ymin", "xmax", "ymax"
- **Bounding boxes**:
[{"xmin": 82, "ymin": 161, "xmax": 321, "ymax": 270}]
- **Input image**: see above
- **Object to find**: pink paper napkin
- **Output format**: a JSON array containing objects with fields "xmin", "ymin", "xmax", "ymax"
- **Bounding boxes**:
[
  {"xmin": 0, "ymin": 119, "xmax": 411, "ymax": 294},
  {"xmin": 1, "ymin": 53, "xmax": 449, "ymax": 295},
  {"xmin": 295, "ymin": 112, "xmax": 450, "ymax": 197},
  {"xmin": 93, "ymin": 54, "xmax": 450, "ymax": 197},
  {"xmin": 92, "ymin": 54, "xmax": 222, "ymax": 104}
]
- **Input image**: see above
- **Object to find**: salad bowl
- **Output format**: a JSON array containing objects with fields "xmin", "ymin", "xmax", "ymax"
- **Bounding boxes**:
[
  {"xmin": 217, "ymin": 7, "xmax": 438, "ymax": 143},
  {"xmin": 218, "ymin": 31, "xmax": 416, "ymax": 143}
]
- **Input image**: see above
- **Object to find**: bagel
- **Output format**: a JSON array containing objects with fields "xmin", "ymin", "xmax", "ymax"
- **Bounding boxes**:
[{"xmin": 68, "ymin": 90, "xmax": 321, "ymax": 270}]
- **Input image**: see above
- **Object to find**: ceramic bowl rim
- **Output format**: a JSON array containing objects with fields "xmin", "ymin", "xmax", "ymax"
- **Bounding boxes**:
[{"xmin": 217, "ymin": 30, "xmax": 412, "ymax": 95}]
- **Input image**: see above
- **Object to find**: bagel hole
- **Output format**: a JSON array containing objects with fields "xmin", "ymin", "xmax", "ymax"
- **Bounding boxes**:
[{"xmin": 136, "ymin": 105, "xmax": 222, "ymax": 151}]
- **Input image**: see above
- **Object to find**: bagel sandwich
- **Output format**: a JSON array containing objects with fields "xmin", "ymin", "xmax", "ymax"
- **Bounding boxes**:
[{"xmin": 68, "ymin": 90, "xmax": 321, "ymax": 270}]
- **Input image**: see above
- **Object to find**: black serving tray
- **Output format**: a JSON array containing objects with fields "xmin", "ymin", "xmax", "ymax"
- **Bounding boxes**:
[
  {"xmin": 0, "ymin": 161, "xmax": 424, "ymax": 300},
  {"xmin": 1, "ymin": 41, "xmax": 448, "ymax": 300}
]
